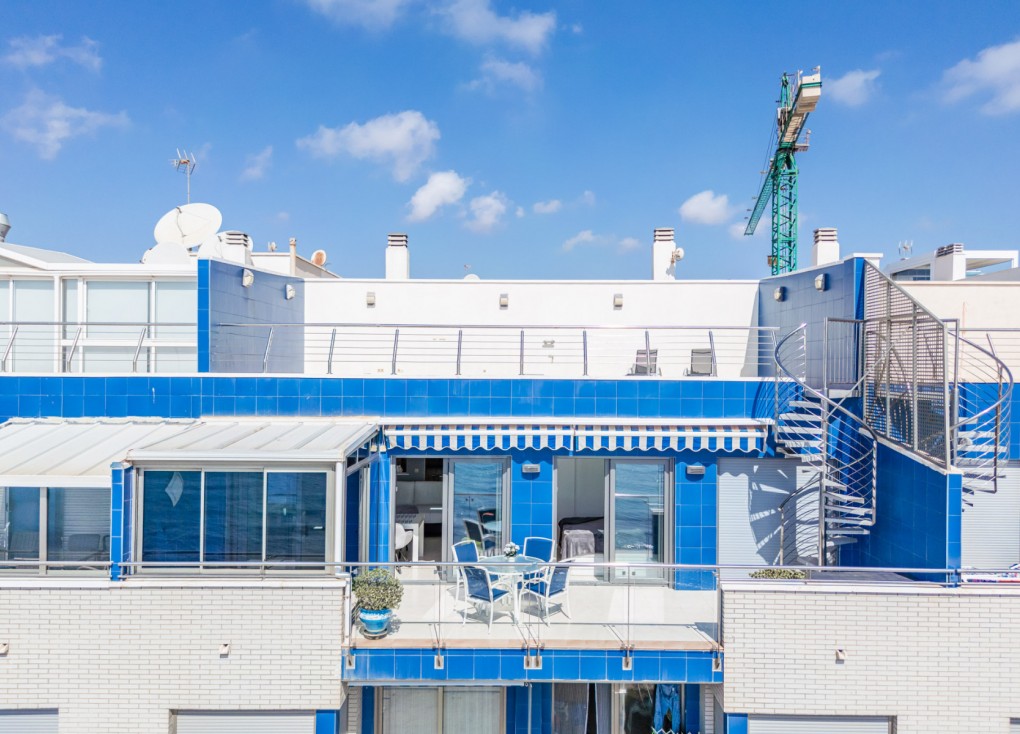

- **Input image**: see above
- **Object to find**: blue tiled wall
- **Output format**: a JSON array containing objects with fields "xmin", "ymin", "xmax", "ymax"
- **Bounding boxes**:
[
  {"xmin": 343, "ymin": 647, "xmax": 722, "ymax": 684},
  {"xmin": 726, "ymin": 713, "xmax": 748, "ymax": 734},
  {"xmin": 676, "ymin": 458, "xmax": 717, "ymax": 590},
  {"xmin": 346, "ymin": 470, "xmax": 362, "ymax": 563},
  {"xmin": 315, "ymin": 710, "xmax": 339, "ymax": 734},
  {"xmin": 368, "ymin": 453, "xmax": 392, "ymax": 562},
  {"xmin": 841, "ymin": 442, "xmax": 960, "ymax": 570},
  {"xmin": 757, "ymin": 257, "xmax": 864, "ymax": 388},
  {"xmin": 109, "ymin": 463, "xmax": 126, "ymax": 581},
  {"xmin": 510, "ymin": 450, "xmax": 554, "ymax": 546},
  {"xmin": 0, "ymin": 376, "xmax": 767, "ymax": 423},
  {"xmin": 203, "ymin": 259, "xmax": 305, "ymax": 373},
  {"xmin": 506, "ymin": 684, "xmax": 551, "ymax": 734},
  {"xmin": 685, "ymin": 683, "xmax": 701, "ymax": 734}
]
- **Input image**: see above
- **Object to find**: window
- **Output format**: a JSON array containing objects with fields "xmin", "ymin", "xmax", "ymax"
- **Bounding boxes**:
[
  {"xmin": 379, "ymin": 687, "xmax": 503, "ymax": 734},
  {"xmin": 0, "ymin": 486, "xmax": 110, "ymax": 571},
  {"xmin": 139, "ymin": 470, "xmax": 331, "ymax": 568}
]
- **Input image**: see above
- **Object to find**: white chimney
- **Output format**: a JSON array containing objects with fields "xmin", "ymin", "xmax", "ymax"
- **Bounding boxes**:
[
  {"xmin": 651, "ymin": 228, "xmax": 682, "ymax": 281},
  {"xmin": 289, "ymin": 237, "xmax": 297, "ymax": 276},
  {"xmin": 0, "ymin": 212, "xmax": 9, "ymax": 243},
  {"xmin": 813, "ymin": 228, "xmax": 840, "ymax": 267},
  {"xmin": 386, "ymin": 233, "xmax": 410, "ymax": 280}
]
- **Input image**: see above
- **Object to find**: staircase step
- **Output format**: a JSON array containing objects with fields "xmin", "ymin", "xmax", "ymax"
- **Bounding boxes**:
[
  {"xmin": 824, "ymin": 490, "xmax": 864, "ymax": 504},
  {"xmin": 824, "ymin": 503, "xmax": 873, "ymax": 516},
  {"xmin": 780, "ymin": 439, "xmax": 822, "ymax": 448},
  {"xmin": 778, "ymin": 425, "xmax": 823, "ymax": 434},
  {"xmin": 828, "ymin": 527, "xmax": 871, "ymax": 536},
  {"xmin": 790, "ymin": 400, "xmax": 822, "ymax": 410},
  {"xmin": 778, "ymin": 413, "xmax": 822, "ymax": 422},
  {"xmin": 825, "ymin": 517, "xmax": 873, "ymax": 527}
]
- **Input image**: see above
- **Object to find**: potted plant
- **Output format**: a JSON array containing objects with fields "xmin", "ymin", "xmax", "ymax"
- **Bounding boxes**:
[
  {"xmin": 503, "ymin": 541, "xmax": 520, "ymax": 559},
  {"xmin": 353, "ymin": 568, "xmax": 404, "ymax": 637}
]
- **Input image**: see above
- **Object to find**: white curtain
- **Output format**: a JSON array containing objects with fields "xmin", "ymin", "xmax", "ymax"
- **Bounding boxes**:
[
  {"xmin": 382, "ymin": 688, "xmax": 439, "ymax": 734},
  {"xmin": 443, "ymin": 688, "xmax": 501, "ymax": 734},
  {"xmin": 595, "ymin": 684, "xmax": 612, "ymax": 734}
]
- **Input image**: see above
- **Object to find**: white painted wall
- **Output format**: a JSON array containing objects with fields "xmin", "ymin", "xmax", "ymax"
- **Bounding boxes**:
[
  {"xmin": 0, "ymin": 580, "xmax": 345, "ymax": 733},
  {"xmin": 303, "ymin": 278, "xmax": 763, "ymax": 379},
  {"xmin": 723, "ymin": 583, "xmax": 1020, "ymax": 732}
]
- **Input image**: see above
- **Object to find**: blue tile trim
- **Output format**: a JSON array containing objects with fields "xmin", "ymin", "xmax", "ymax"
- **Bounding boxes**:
[
  {"xmin": 315, "ymin": 711, "xmax": 339, "ymax": 734},
  {"xmin": 726, "ymin": 713, "xmax": 748, "ymax": 734},
  {"xmin": 684, "ymin": 683, "xmax": 701, "ymax": 734},
  {"xmin": 360, "ymin": 687, "xmax": 374, "ymax": 734},
  {"xmin": 197, "ymin": 259, "xmax": 211, "ymax": 373},
  {"xmin": 109, "ymin": 463, "xmax": 126, "ymax": 581},
  {"xmin": 342, "ymin": 647, "xmax": 723, "ymax": 684}
]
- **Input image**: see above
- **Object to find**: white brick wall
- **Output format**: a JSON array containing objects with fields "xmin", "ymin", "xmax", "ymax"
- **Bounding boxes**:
[
  {"xmin": 0, "ymin": 579, "xmax": 346, "ymax": 733},
  {"xmin": 723, "ymin": 582, "xmax": 1020, "ymax": 733}
]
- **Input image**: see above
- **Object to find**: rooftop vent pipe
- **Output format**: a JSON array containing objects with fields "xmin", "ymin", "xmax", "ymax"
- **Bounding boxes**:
[
  {"xmin": 0, "ymin": 213, "xmax": 9, "ymax": 243},
  {"xmin": 652, "ymin": 227, "xmax": 681, "ymax": 281},
  {"xmin": 386, "ymin": 233, "xmax": 410, "ymax": 280},
  {"xmin": 812, "ymin": 228, "xmax": 840, "ymax": 267}
]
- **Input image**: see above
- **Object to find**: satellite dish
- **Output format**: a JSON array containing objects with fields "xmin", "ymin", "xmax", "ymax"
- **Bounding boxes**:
[
  {"xmin": 311, "ymin": 249, "xmax": 327, "ymax": 267},
  {"xmin": 196, "ymin": 234, "xmax": 225, "ymax": 259},
  {"xmin": 141, "ymin": 241, "xmax": 192, "ymax": 265},
  {"xmin": 153, "ymin": 203, "xmax": 222, "ymax": 247}
]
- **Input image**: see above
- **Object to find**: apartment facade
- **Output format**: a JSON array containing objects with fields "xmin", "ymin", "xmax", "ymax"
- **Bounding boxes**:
[{"xmin": 0, "ymin": 226, "xmax": 1019, "ymax": 733}]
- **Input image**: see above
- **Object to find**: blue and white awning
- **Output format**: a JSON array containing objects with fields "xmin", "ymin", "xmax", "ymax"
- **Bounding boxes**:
[{"xmin": 383, "ymin": 419, "xmax": 767, "ymax": 454}]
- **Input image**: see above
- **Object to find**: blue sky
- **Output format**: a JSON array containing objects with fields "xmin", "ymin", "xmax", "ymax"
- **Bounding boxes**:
[{"xmin": 1, "ymin": 1, "xmax": 1018, "ymax": 279}]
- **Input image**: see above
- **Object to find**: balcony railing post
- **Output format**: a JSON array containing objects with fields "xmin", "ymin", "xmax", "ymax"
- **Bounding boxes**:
[
  {"xmin": 1, "ymin": 325, "xmax": 18, "ymax": 372},
  {"xmin": 456, "ymin": 329, "xmax": 463, "ymax": 376},
  {"xmin": 262, "ymin": 326, "xmax": 275, "ymax": 373},
  {"xmin": 582, "ymin": 329, "xmax": 588, "ymax": 377},
  {"xmin": 391, "ymin": 328, "xmax": 400, "ymax": 375},
  {"xmin": 519, "ymin": 329, "xmax": 525, "ymax": 376},
  {"xmin": 644, "ymin": 330, "xmax": 651, "ymax": 376},
  {"xmin": 327, "ymin": 328, "xmax": 337, "ymax": 375},
  {"xmin": 708, "ymin": 329, "xmax": 717, "ymax": 377}
]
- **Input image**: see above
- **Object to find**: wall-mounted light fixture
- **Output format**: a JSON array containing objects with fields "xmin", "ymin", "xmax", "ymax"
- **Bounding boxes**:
[
  {"xmin": 835, "ymin": 647, "xmax": 847, "ymax": 662},
  {"xmin": 366, "ymin": 291, "xmax": 376, "ymax": 307},
  {"xmin": 241, "ymin": 269, "xmax": 255, "ymax": 288},
  {"xmin": 773, "ymin": 286, "xmax": 786, "ymax": 302},
  {"xmin": 285, "ymin": 284, "xmax": 296, "ymax": 300},
  {"xmin": 686, "ymin": 464, "xmax": 706, "ymax": 477},
  {"xmin": 814, "ymin": 273, "xmax": 828, "ymax": 292},
  {"xmin": 613, "ymin": 293, "xmax": 624, "ymax": 309},
  {"xmin": 219, "ymin": 642, "xmax": 231, "ymax": 657},
  {"xmin": 499, "ymin": 293, "xmax": 509, "ymax": 309},
  {"xmin": 522, "ymin": 464, "xmax": 541, "ymax": 474},
  {"xmin": 0, "ymin": 641, "xmax": 9, "ymax": 655}
]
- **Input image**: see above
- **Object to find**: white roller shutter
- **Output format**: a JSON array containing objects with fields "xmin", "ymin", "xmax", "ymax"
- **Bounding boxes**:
[
  {"xmin": 962, "ymin": 466, "xmax": 1020, "ymax": 569},
  {"xmin": 381, "ymin": 688, "xmax": 439, "ymax": 734},
  {"xmin": 0, "ymin": 710, "xmax": 58, "ymax": 733},
  {"xmin": 717, "ymin": 458, "xmax": 811, "ymax": 575},
  {"xmin": 1010, "ymin": 719, "xmax": 1020, "ymax": 732},
  {"xmin": 175, "ymin": 711, "xmax": 314, "ymax": 734},
  {"xmin": 749, "ymin": 715, "xmax": 891, "ymax": 734}
]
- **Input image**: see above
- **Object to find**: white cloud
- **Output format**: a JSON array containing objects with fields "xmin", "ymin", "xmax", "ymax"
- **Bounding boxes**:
[
  {"xmin": 407, "ymin": 170, "xmax": 470, "ymax": 221},
  {"xmin": 3, "ymin": 34, "xmax": 102, "ymax": 71},
  {"xmin": 303, "ymin": 0, "xmax": 413, "ymax": 29},
  {"xmin": 678, "ymin": 190, "xmax": 734, "ymax": 225},
  {"xmin": 464, "ymin": 191, "xmax": 508, "ymax": 232},
  {"xmin": 571, "ymin": 23, "xmax": 583, "ymax": 35},
  {"xmin": 439, "ymin": 0, "xmax": 556, "ymax": 55},
  {"xmin": 827, "ymin": 69, "xmax": 881, "ymax": 107},
  {"xmin": 276, "ymin": 211, "xmax": 291, "ymax": 222},
  {"xmin": 579, "ymin": 190, "xmax": 596, "ymax": 206},
  {"xmin": 296, "ymin": 110, "xmax": 440, "ymax": 182},
  {"xmin": 468, "ymin": 56, "xmax": 543, "ymax": 93},
  {"xmin": 943, "ymin": 38, "xmax": 1020, "ymax": 115},
  {"xmin": 240, "ymin": 145, "xmax": 273, "ymax": 181},
  {"xmin": 533, "ymin": 199, "xmax": 562, "ymax": 214},
  {"xmin": 515, "ymin": 206, "xmax": 525, "ymax": 218},
  {"xmin": 618, "ymin": 236, "xmax": 641, "ymax": 251},
  {"xmin": 1, "ymin": 89, "xmax": 128, "ymax": 160},
  {"xmin": 563, "ymin": 229, "xmax": 599, "ymax": 251}
]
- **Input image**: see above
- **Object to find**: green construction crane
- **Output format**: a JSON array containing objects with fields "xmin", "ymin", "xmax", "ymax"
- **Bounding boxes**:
[{"xmin": 744, "ymin": 69, "xmax": 822, "ymax": 275}]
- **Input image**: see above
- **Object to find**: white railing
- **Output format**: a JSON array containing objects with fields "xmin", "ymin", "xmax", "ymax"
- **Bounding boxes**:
[
  {"xmin": 0, "ymin": 321, "xmax": 197, "ymax": 374},
  {"xmin": 213, "ymin": 322, "xmax": 780, "ymax": 378}
]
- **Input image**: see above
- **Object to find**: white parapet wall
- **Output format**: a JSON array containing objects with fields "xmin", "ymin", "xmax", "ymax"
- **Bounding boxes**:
[
  {"xmin": 303, "ymin": 278, "xmax": 763, "ymax": 378},
  {"xmin": 0, "ymin": 579, "xmax": 346, "ymax": 732},
  {"xmin": 722, "ymin": 582, "xmax": 1020, "ymax": 732}
]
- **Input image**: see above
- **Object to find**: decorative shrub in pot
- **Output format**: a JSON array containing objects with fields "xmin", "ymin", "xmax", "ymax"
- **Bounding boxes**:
[{"xmin": 353, "ymin": 568, "xmax": 404, "ymax": 636}]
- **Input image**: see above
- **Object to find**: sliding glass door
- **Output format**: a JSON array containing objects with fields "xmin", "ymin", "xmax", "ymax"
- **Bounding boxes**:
[
  {"xmin": 444, "ymin": 459, "xmax": 509, "ymax": 560},
  {"xmin": 608, "ymin": 459, "xmax": 671, "ymax": 582}
]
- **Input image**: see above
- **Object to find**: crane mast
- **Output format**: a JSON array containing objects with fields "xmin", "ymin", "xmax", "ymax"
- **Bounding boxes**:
[{"xmin": 745, "ymin": 70, "xmax": 822, "ymax": 275}]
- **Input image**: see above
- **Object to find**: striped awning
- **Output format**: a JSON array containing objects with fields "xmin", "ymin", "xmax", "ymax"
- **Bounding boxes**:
[{"xmin": 383, "ymin": 420, "xmax": 767, "ymax": 454}]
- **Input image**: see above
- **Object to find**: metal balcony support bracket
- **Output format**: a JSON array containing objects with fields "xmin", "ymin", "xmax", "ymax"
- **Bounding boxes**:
[
  {"xmin": 262, "ymin": 327, "xmax": 275, "ymax": 373},
  {"xmin": 327, "ymin": 328, "xmax": 337, "ymax": 375},
  {"xmin": 456, "ymin": 329, "xmax": 463, "ymax": 376},
  {"xmin": 66, "ymin": 326, "xmax": 82, "ymax": 373},
  {"xmin": 621, "ymin": 644, "xmax": 634, "ymax": 671},
  {"xmin": 131, "ymin": 327, "xmax": 146, "ymax": 374},
  {"xmin": 391, "ymin": 328, "xmax": 400, "ymax": 375}
]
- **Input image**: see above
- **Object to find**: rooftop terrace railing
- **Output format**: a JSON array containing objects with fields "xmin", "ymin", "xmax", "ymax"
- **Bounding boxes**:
[
  {"xmin": 213, "ymin": 322, "xmax": 781, "ymax": 379},
  {"xmin": 0, "ymin": 320, "xmax": 197, "ymax": 374}
]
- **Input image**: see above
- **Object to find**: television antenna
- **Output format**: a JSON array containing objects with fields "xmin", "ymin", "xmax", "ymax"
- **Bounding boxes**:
[
  {"xmin": 897, "ymin": 240, "xmax": 913, "ymax": 259},
  {"xmin": 170, "ymin": 148, "xmax": 198, "ymax": 204}
]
